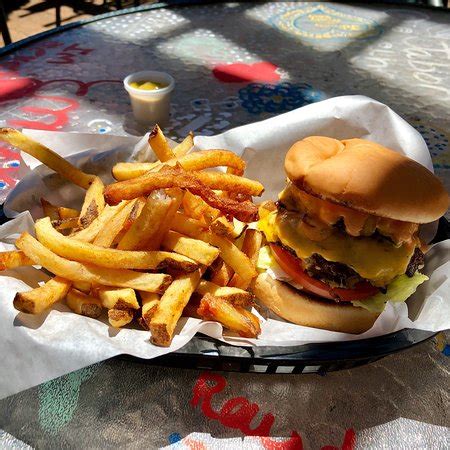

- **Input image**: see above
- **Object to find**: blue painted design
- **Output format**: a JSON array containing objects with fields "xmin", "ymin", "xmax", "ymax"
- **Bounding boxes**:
[
  {"xmin": 0, "ymin": 182, "xmax": 6, "ymax": 189},
  {"xmin": 238, "ymin": 82, "xmax": 325, "ymax": 115},
  {"xmin": 38, "ymin": 364, "xmax": 100, "ymax": 434},
  {"xmin": 169, "ymin": 432, "xmax": 182, "ymax": 444},
  {"xmin": 3, "ymin": 160, "xmax": 20, "ymax": 168},
  {"xmin": 443, "ymin": 345, "xmax": 450, "ymax": 357}
]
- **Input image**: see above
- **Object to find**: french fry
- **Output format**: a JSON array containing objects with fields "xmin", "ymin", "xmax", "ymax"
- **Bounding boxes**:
[
  {"xmin": 35, "ymin": 217, "xmax": 198, "ymax": 271},
  {"xmin": 197, "ymin": 294, "xmax": 260, "ymax": 338},
  {"xmin": 108, "ymin": 308, "xmax": 134, "ymax": 328},
  {"xmin": 93, "ymin": 199, "xmax": 139, "ymax": 248},
  {"xmin": 150, "ymin": 269, "xmax": 202, "ymax": 346},
  {"xmin": 66, "ymin": 288, "xmax": 102, "ymax": 318},
  {"xmin": 53, "ymin": 217, "xmax": 79, "ymax": 231},
  {"xmin": 210, "ymin": 216, "xmax": 242, "ymax": 239},
  {"xmin": 209, "ymin": 259, "xmax": 234, "ymax": 286},
  {"xmin": 13, "ymin": 276, "xmax": 72, "ymax": 314},
  {"xmin": 173, "ymin": 132, "xmax": 193, "ymax": 158},
  {"xmin": 138, "ymin": 292, "xmax": 160, "ymax": 329},
  {"xmin": 196, "ymin": 280, "xmax": 253, "ymax": 307},
  {"xmin": 58, "ymin": 206, "xmax": 79, "ymax": 219},
  {"xmin": 117, "ymin": 193, "xmax": 173, "ymax": 250},
  {"xmin": 162, "ymin": 231, "xmax": 219, "ymax": 266},
  {"xmin": 41, "ymin": 198, "xmax": 59, "ymax": 220},
  {"xmin": 16, "ymin": 233, "xmax": 172, "ymax": 293},
  {"xmin": 0, "ymin": 250, "xmax": 33, "ymax": 270},
  {"xmin": 78, "ymin": 176, "xmax": 105, "ymax": 228},
  {"xmin": 98, "ymin": 287, "xmax": 139, "ymax": 310},
  {"xmin": 228, "ymin": 229, "xmax": 263, "ymax": 289},
  {"xmin": 183, "ymin": 191, "xmax": 220, "ymax": 224},
  {"xmin": 151, "ymin": 188, "xmax": 184, "ymax": 249},
  {"xmin": 170, "ymin": 211, "xmax": 207, "ymax": 237},
  {"xmin": 0, "ymin": 128, "xmax": 95, "ymax": 189},
  {"xmin": 112, "ymin": 197, "xmax": 146, "ymax": 245},
  {"xmin": 149, "ymin": 124, "xmax": 176, "ymax": 162},
  {"xmin": 73, "ymin": 281, "xmax": 91, "ymax": 293},
  {"xmin": 113, "ymin": 149, "xmax": 246, "ymax": 180},
  {"xmin": 195, "ymin": 171, "xmax": 263, "ymax": 196}
]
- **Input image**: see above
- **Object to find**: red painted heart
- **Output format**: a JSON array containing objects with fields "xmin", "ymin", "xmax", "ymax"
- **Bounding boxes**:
[{"xmin": 212, "ymin": 62, "xmax": 280, "ymax": 83}]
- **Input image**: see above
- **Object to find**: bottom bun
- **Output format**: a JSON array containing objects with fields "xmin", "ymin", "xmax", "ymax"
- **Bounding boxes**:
[{"xmin": 253, "ymin": 273, "xmax": 380, "ymax": 334}]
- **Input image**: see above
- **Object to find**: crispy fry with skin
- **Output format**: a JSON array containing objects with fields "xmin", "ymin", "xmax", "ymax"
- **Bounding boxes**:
[
  {"xmin": 14, "ymin": 276, "xmax": 72, "ymax": 314},
  {"xmin": 149, "ymin": 124, "xmax": 176, "ymax": 162},
  {"xmin": 0, "ymin": 128, "xmax": 95, "ymax": 189},
  {"xmin": 197, "ymin": 294, "xmax": 260, "ymax": 338},
  {"xmin": 112, "ymin": 197, "xmax": 146, "ymax": 245},
  {"xmin": 228, "ymin": 229, "xmax": 263, "ymax": 289},
  {"xmin": 108, "ymin": 308, "xmax": 134, "ymax": 328},
  {"xmin": 35, "ymin": 217, "xmax": 198, "ymax": 271},
  {"xmin": 162, "ymin": 231, "xmax": 219, "ymax": 266},
  {"xmin": 98, "ymin": 287, "xmax": 139, "ymax": 310},
  {"xmin": 209, "ymin": 259, "xmax": 234, "ymax": 286},
  {"xmin": 58, "ymin": 206, "xmax": 79, "ymax": 219},
  {"xmin": 78, "ymin": 176, "xmax": 105, "ymax": 228},
  {"xmin": 173, "ymin": 132, "xmax": 193, "ymax": 158},
  {"xmin": 117, "ymin": 193, "xmax": 173, "ymax": 250},
  {"xmin": 71, "ymin": 203, "xmax": 126, "ymax": 243},
  {"xmin": 0, "ymin": 250, "xmax": 33, "ymax": 270},
  {"xmin": 41, "ymin": 198, "xmax": 59, "ymax": 220},
  {"xmin": 66, "ymin": 288, "xmax": 102, "ymax": 318},
  {"xmin": 53, "ymin": 217, "xmax": 79, "ymax": 231},
  {"xmin": 113, "ymin": 149, "xmax": 246, "ymax": 180},
  {"xmin": 138, "ymin": 292, "xmax": 160, "ymax": 329},
  {"xmin": 16, "ymin": 232, "xmax": 172, "ymax": 293},
  {"xmin": 150, "ymin": 269, "xmax": 202, "ymax": 346},
  {"xmin": 104, "ymin": 167, "xmax": 260, "ymax": 222},
  {"xmin": 73, "ymin": 281, "xmax": 91, "ymax": 293},
  {"xmin": 93, "ymin": 199, "xmax": 139, "ymax": 248},
  {"xmin": 196, "ymin": 280, "xmax": 253, "ymax": 307},
  {"xmin": 209, "ymin": 216, "xmax": 242, "ymax": 239}
]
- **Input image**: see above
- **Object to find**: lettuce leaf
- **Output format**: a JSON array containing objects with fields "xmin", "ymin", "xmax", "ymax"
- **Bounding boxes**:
[
  {"xmin": 352, "ymin": 272, "xmax": 429, "ymax": 313},
  {"xmin": 256, "ymin": 245, "xmax": 280, "ymax": 272}
]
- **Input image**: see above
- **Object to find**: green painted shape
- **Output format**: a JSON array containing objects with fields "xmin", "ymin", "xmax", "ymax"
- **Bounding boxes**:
[{"xmin": 38, "ymin": 364, "xmax": 99, "ymax": 435}]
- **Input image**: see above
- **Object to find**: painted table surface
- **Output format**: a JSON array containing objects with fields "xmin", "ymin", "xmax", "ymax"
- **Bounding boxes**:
[{"xmin": 0, "ymin": 1, "xmax": 449, "ymax": 448}]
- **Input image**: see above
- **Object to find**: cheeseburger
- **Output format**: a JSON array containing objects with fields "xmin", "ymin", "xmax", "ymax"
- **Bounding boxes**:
[{"xmin": 254, "ymin": 137, "xmax": 449, "ymax": 334}]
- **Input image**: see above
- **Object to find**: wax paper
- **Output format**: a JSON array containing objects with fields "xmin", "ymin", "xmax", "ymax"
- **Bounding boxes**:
[{"xmin": 1, "ymin": 96, "xmax": 449, "ymax": 398}]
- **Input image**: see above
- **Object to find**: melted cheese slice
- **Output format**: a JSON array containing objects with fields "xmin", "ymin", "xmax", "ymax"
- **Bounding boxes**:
[{"xmin": 258, "ymin": 211, "xmax": 416, "ymax": 287}]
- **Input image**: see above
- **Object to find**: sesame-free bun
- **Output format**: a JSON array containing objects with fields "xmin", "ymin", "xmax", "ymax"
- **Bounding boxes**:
[
  {"xmin": 284, "ymin": 136, "xmax": 449, "ymax": 223},
  {"xmin": 253, "ymin": 273, "xmax": 380, "ymax": 334}
]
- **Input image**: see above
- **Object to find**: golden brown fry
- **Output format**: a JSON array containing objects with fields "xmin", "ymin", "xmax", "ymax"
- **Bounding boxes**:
[
  {"xmin": 162, "ymin": 230, "xmax": 219, "ymax": 266},
  {"xmin": 149, "ymin": 124, "xmax": 176, "ymax": 162},
  {"xmin": 113, "ymin": 149, "xmax": 246, "ymax": 180},
  {"xmin": 104, "ymin": 167, "xmax": 260, "ymax": 222},
  {"xmin": 173, "ymin": 132, "xmax": 193, "ymax": 158},
  {"xmin": 183, "ymin": 191, "xmax": 220, "ymax": 224},
  {"xmin": 117, "ymin": 193, "xmax": 173, "ymax": 250},
  {"xmin": 108, "ymin": 308, "xmax": 134, "ymax": 328},
  {"xmin": 197, "ymin": 294, "xmax": 260, "ymax": 338},
  {"xmin": 98, "ymin": 287, "xmax": 139, "ymax": 310},
  {"xmin": 73, "ymin": 281, "xmax": 91, "ymax": 293},
  {"xmin": 71, "ymin": 203, "xmax": 127, "ymax": 243},
  {"xmin": 16, "ymin": 232, "xmax": 172, "ymax": 293},
  {"xmin": 0, "ymin": 250, "xmax": 33, "ymax": 270},
  {"xmin": 170, "ymin": 211, "xmax": 207, "ymax": 237},
  {"xmin": 209, "ymin": 216, "xmax": 246, "ymax": 240},
  {"xmin": 13, "ymin": 276, "xmax": 71, "ymax": 314},
  {"xmin": 66, "ymin": 288, "xmax": 102, "ymax": 318},
  {"xmin": 196, "ymin": 280, "xmax": 253, "ymax": 307},
  {"xmin": 138, "ymin": 292, "xmax": 160, "ymax": 330},
  {"xmin": 41, "ymin": 198, "xmax": 59, "ymax": 220},
  {"xmin": 209, "ymin": 259, "xmax": 234, "ymax": 286},
  {"xmin": 53, "ymin": 217, "xmax": 79, "ymax": 231},
  {"xmin": 78, "ymin": 176, "xmax": 105, "ymax": 228},
  {"xmin": 35, "ymin": 217, "xmax": 198, "ymax": 271},
  {"xmin": 58, "ymin": 206, "xmax": 79, "ymax": 219},
  {"xmin": 150, "ymin": 269, "xmax": 202, "ymax": 346},
  {"xmin": 0, "ymin": 128, "xmax": 95, "ymax": 189},
  {"xmin": 112, "ymin": 197, "xmax": 146, "ymax": 245},
  {"xmin": 93, "ymin": 199, "xmax": 138, "ymax": 248},
  {"xmin": 228, "ymin": 229, "xmax": 263, "ymax": 289}
]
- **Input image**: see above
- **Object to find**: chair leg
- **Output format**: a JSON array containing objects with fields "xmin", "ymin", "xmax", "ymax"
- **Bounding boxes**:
[
  {"xmin": 0, "ymin": 0, "xmax": 12, "ymax": 45},
  {"xmin": 134, "ymin": 0, "xmax": 140, "ymax": 6},
  {"xmin": 115, "ymin": 0, "xmax": 122, "ymax": 9},
  {"xmin": 55, "ymin": 0, "xmax": 61, "ymax": 27}
]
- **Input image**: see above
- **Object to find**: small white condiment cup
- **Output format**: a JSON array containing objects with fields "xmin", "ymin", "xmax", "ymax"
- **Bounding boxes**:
[{"xmin": 123, "ymin": 71, "xmax": 175, "ymax": 126}]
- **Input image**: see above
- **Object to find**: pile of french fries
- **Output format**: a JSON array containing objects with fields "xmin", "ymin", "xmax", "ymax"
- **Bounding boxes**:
[{"xmin": 0, "ymin": 126, "xmax": 264, "ymax": 346}]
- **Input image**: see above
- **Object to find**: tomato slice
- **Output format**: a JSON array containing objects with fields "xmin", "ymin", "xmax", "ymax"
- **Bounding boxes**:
[{"xmin": 269, "ymin": 244, "xmax": 378, "ymax": 301}]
